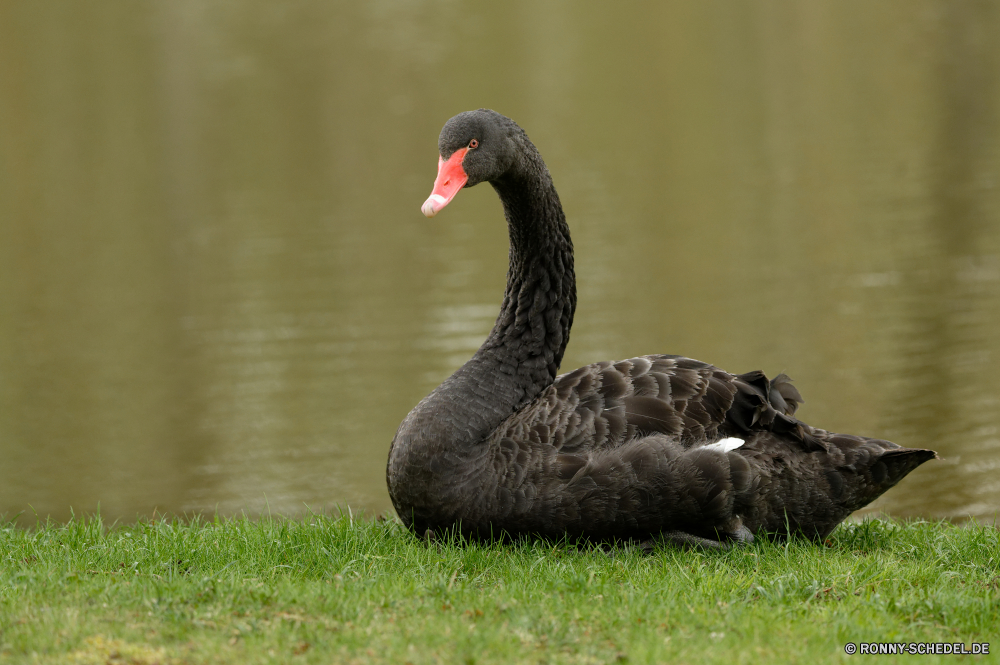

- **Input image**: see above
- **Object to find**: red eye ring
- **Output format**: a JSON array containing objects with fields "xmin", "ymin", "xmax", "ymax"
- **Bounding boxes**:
[{"xmin": 469, "ymin": 139, "xmax": 479, "ymax": 149}]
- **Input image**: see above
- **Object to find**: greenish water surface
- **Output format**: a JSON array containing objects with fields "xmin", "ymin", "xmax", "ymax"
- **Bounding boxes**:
[{"xmin": 1, "ymin": 2, "xmax": 999, "ymax": 524}]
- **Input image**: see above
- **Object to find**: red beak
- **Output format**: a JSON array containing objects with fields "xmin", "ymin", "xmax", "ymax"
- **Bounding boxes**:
[{"xmin": 421, "ymin": 148, "xmax": 469, "ymax": 217}]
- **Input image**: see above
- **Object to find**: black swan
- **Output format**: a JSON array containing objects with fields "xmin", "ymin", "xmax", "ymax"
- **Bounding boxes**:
[{"xmin": 387, "ymin": 109, "xmax": 936, "ymax": 548}]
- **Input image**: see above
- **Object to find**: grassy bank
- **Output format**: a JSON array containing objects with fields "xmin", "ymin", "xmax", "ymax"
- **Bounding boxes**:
[{"xmin": 1, "ymin": 514, "xmax": 997, "ymax": 664}]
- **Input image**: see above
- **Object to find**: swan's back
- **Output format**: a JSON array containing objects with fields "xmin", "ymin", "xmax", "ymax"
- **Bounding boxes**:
[{"xmin": 433, "ymin": 355, "xmax": 935, "ymax": 542}]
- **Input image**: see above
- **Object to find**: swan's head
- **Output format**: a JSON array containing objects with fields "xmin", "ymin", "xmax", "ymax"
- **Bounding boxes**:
[{"xmin": 421, "ymin": 109, "xmax": 518, "ymax": 217}]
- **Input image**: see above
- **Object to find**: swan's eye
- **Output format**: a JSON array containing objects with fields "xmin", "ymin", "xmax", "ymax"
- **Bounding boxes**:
[{"xmin": 469, "ymin": 139, "xmax": 479, "ymax": 149}]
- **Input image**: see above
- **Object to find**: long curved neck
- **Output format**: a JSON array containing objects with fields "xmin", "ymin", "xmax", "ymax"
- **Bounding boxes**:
[
  {"xmin": 482, "ymin": 162, "xmax": 576, "ymax": 381},
  {"xmin": 414, "ymin": 149, "xmax": 576, "ymax": 446}
]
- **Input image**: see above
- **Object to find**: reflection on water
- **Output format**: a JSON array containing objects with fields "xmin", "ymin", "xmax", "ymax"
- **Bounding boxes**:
[
  {"xmin": 1, "ymin": 2, "xmax": 998, "ymax": 524},
  {"xmin": 420, "ymin": 305, "xmax": 501, "ymax": 376}
]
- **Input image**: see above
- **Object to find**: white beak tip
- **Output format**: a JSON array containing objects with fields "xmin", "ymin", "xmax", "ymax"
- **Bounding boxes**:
[{"xmin": 421, "ymin": 194, "xmax": 449, "ymax": 218}]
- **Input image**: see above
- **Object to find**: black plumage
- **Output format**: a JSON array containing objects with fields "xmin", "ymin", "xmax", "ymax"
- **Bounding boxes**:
[{"xmin": 386, "ymin": 109, "xmax": 936, "ymax": 548}]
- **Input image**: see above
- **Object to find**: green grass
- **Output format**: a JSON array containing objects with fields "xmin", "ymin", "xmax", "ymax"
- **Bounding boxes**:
[{"xmin": 1, "ymin": 513, "xmax": 997, "ymax": 664}]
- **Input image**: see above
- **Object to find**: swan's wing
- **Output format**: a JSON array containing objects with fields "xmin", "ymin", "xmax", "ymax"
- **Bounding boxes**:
[
  {"xmin": 493, "ymin": 354, "xmax": 812, "ymax": 454},
  {"xmin": 470, "ymin": 355, "xmax": 931, "ymax": 540}
]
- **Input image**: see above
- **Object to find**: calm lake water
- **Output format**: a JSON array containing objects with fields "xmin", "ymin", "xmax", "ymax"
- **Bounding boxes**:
[{"xmin": 2, "ymin": 2, "xmax": 999, "ymax": 525}]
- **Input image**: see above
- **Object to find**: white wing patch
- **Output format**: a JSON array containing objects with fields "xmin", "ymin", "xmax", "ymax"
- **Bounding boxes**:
[{"xmin": 702, "ymin": 437, "xmax": 745, "ymax": 453}]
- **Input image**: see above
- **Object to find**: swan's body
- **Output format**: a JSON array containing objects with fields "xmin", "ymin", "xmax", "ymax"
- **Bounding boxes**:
[{"xmin": 387, "ymin": 109, "xmax": 935, "ymax": 547}]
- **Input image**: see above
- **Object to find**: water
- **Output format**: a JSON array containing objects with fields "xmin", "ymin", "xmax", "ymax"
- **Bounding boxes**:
[{"xmin": 2, "ymin": 2, "xmax": 999, "ymax": 524}]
